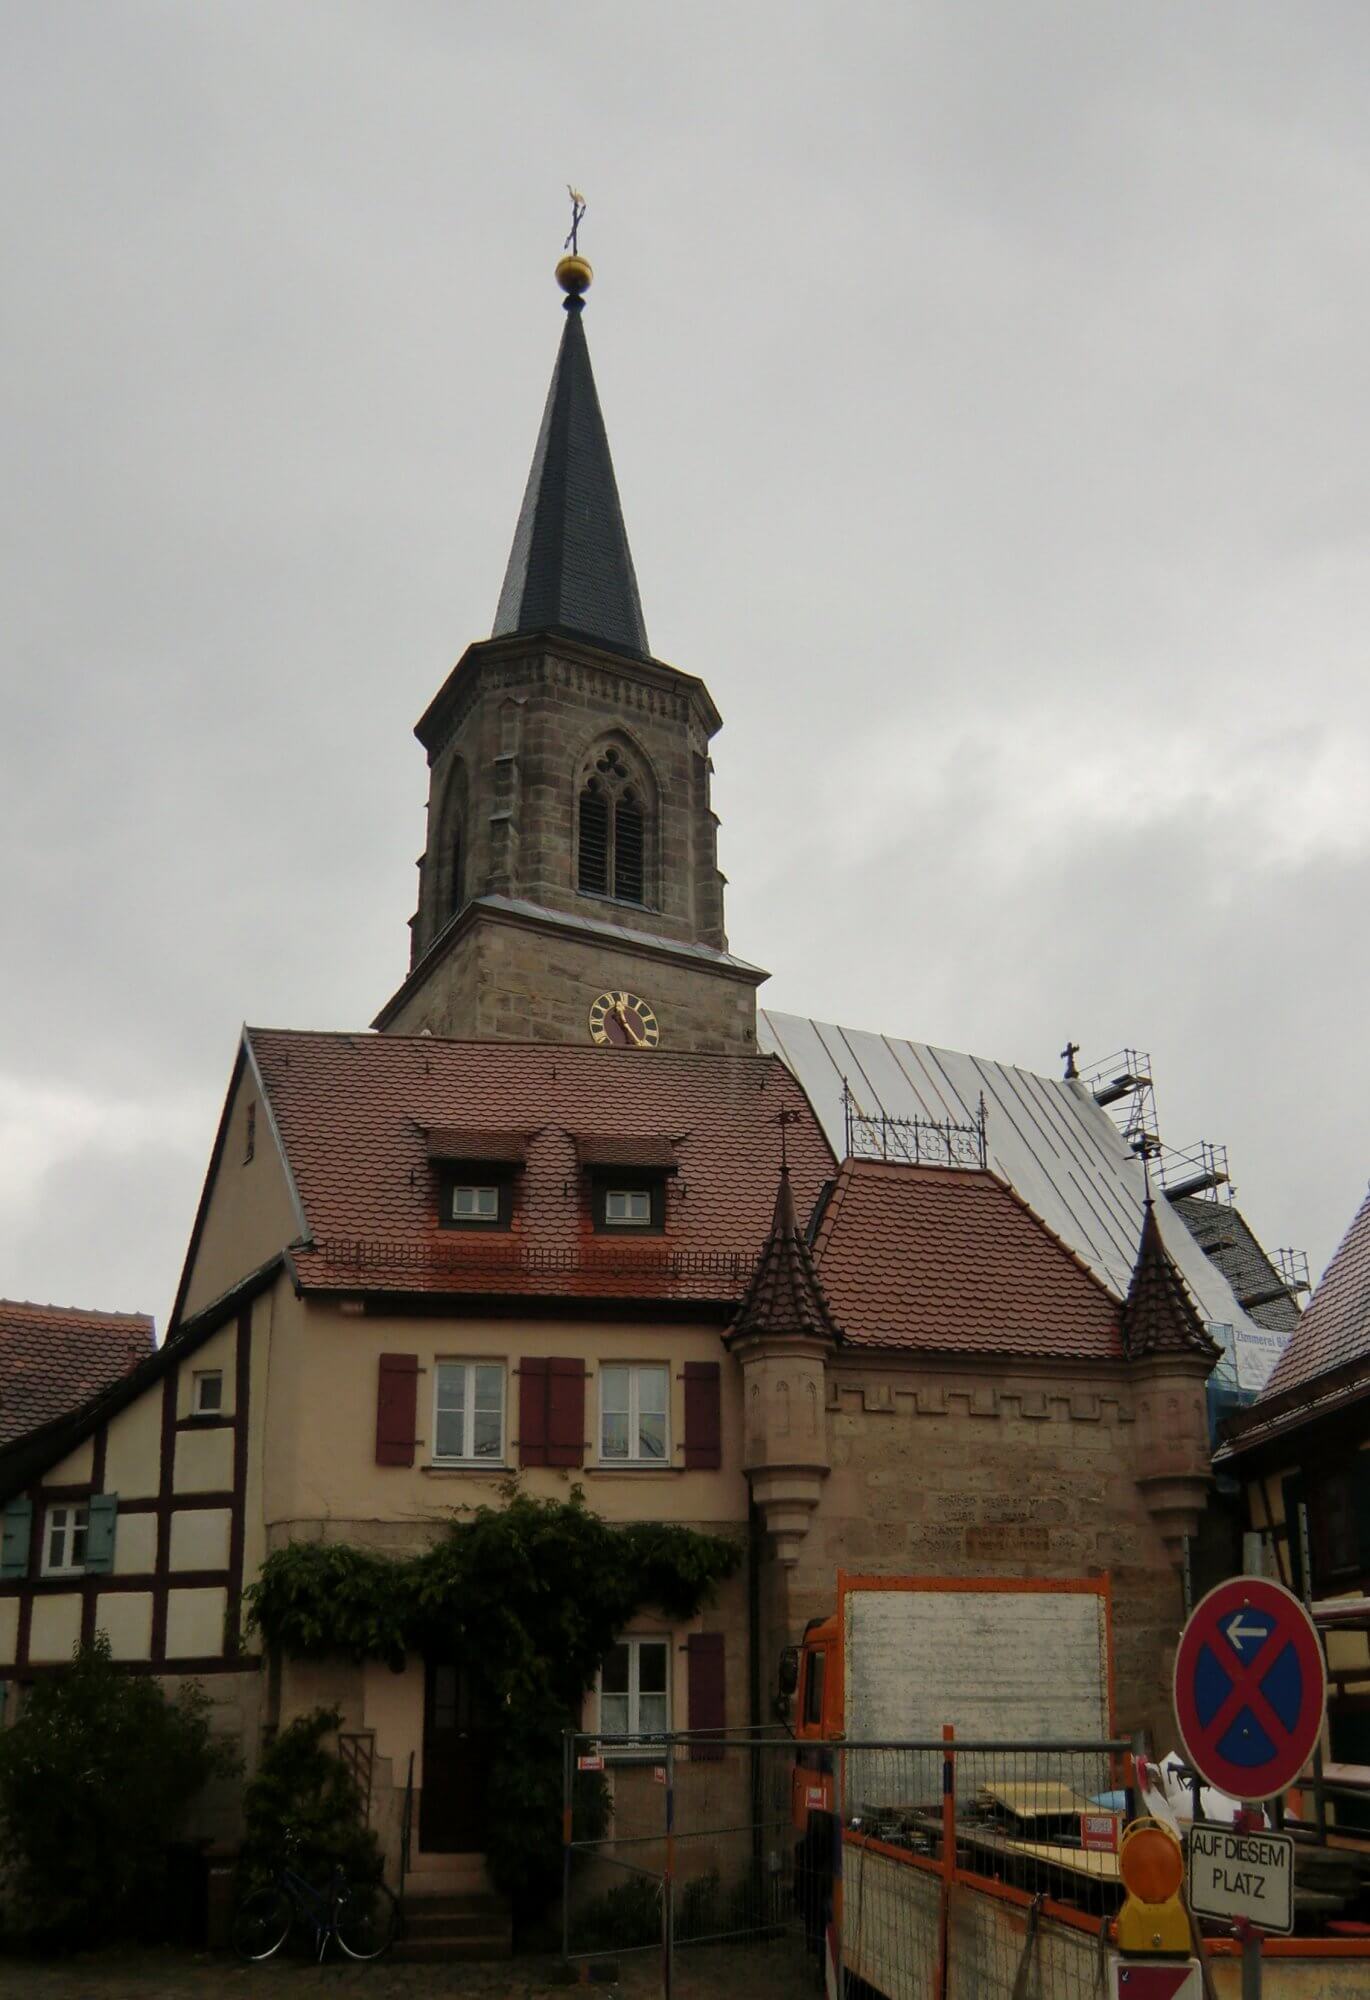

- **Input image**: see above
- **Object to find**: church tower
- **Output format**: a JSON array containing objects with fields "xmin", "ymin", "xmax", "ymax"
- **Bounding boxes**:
[{"xmin": 374, "ymin": 250, "xmax": 767, "ymax": 1054}]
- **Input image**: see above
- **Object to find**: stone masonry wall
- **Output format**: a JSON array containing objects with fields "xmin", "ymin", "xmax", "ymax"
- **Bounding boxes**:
[
  {"xmin": 384, "ymin": 910, "xmax": 761, "ymax": 1054},
  {"xmin": 782, "ymin": 1359, "xmax": 1188, "ymax": 1749},
  {"xmin": 413, "ymin": 639, "xmax": 727, "ymax": 962}
]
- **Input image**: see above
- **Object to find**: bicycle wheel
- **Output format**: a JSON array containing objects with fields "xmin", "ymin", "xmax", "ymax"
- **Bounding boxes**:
[
  {"xmin": 333, "ymin": 1877, "xmax": 399, "ymax": 1960},
  {"xmin": 232, "ymin": 1884, "xmax": 294, "ymax": 1961}
]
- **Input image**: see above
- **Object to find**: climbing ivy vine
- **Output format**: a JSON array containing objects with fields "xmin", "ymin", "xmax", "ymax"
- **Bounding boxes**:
[{"xmin": 244, "ymin": 1485, "xmax": 741, "ymax": 1908}]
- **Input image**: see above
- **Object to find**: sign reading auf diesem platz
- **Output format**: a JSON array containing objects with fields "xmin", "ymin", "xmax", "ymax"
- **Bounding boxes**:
[
  {"xmin": 1187, "ymin": 1823, "xmax": 1294, "ymax": 1934},
  {"xmin": 1173, "ymin": 1577, "xmax": 1326, "ymax": 1803}
]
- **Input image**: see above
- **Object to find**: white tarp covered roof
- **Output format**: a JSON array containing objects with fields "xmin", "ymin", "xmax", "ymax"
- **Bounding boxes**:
[{"xmin": 757, "ymin": 1011, "xmax": 1287, "ymax": 1394}]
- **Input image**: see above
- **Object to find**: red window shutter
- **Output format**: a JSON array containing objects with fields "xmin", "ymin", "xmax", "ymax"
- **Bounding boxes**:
[
  {"xmin": 376, "ymin": 1354, "xmax": 419, "ymax": 1467},
  {"xmin": 687, "ymin": 1632, "xmax": 726, "ymax": 1760},
  {"xmin": 547, "ymin": 1358, "xmax": 585, "ymax": 1468},
  {"xmin": 683, "ymin": 1361, "xmax": 722, "ymax": 1470},
  {"xmin": 519, "ymin": 1357, "xmax": 550, "ymax": 1467}
]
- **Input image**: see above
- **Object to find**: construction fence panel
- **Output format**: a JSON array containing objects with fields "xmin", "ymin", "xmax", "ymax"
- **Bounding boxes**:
[
  {"xmin": 564, "ymin": 1728, "xmax": 1131, "ymax": 1994},
  {"xmin": 839, "ymin": 1737, "xmax": 1127, "ymax": 2000},
  {"xmin": 563, "ymin": 1730, "xmax": 812, "ymax": 1972}
]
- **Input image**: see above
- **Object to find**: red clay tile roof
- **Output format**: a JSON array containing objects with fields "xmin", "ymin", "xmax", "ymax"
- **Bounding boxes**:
[
  {"xmin": 573, "ymin": 1135, "xmax": 679, "ymax": 1170},
  {"xmin": 246, "ymin": 1030, "xmax": 834, "ymax": 1304},
  {"xmin": 0, "ymin": 1300, "xmax": 156, "ymax": 1446},
  {"xmin": 1121, "ymin": 1202, "xmax": 1221, "ymax": 1363},
  {"xmin": 730, "ymin": 1168, "xmax": 843, "ymax": 1345},
  {"xmin": 810, "ymin": 1160, "xmax": 1123, "ymax": 1357},
  {"xmin": 425, "ymin": 1128, "xmax": 529, "ymax": 1163},
  {"xmin": 1258, "ymin": 1184, "xmax": 1370, "ymax": 1403}
]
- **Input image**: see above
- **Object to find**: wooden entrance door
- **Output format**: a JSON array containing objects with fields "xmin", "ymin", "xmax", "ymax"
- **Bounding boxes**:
[{"xmin": 419, "ymin": 1656, "xmax": 489, "ymax": 1853}]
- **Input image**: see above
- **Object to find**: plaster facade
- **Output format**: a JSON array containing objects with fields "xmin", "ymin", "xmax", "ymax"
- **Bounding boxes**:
[
  {"xmin": 29, "ymin": 1594, "xmax": 81, "ymax": 1665},
  {"xmin": 259, "ymin": 1287, "xmax": 750, "ymax": 1540},
  {"xmin": 178, "ymin": 1061, "xmax": 302, "ymax": 1323},
  {"xmin": 104, "ymin": 1391, "xmax": 162, "ymax": 1500},
  {"xmin": 98, "ymin": 1590, "xmax": 154, "ymax": 1661}
]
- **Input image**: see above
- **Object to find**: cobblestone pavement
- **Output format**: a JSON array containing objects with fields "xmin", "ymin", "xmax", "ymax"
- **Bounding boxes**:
[{"xmin": 0, "ymin": 1939, "xmax": 813, "ymax": 2000}]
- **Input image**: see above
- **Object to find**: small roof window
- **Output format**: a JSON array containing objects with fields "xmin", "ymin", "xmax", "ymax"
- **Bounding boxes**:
[
  {"xmin": 592, "ymin": 1171, "xmax": 666, "ymax": 1234},
  {"xmin": 193, "ymin": 1370, "xmax": 224, "ymax": 1415},
  {"xmin": 441, "ymin": 1172, "xmax": 514, "ymax": 1230}
]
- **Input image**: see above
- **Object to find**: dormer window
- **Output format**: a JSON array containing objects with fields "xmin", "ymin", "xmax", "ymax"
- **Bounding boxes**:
[
  {"xmin": 452, "ymin": 1185, "xmax": 500, "ymax": 1223},
  {"xmin": 605, "ymin": 1189, "xmax": 652, "ymax": 1227},
  {"xmin": 426, "ymin": 1129, "xmax": 527, "ymax": 1232},
  {"xmin": 594, "ymin": 1175, "xmax": 665, "ymax": 1233},
  {"xmin": 442, "ymin": 1177, "xmax": 513, "ymax": 1230},
  {"xmin": 575, "ymin": 1135, "xmax": 677, "ymax": 1236}
]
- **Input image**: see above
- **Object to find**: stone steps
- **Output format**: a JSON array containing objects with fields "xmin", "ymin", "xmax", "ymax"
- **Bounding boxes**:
[{"xmin": 395, "ymin": 1880, "xmax": 512, "ymax": 1963}]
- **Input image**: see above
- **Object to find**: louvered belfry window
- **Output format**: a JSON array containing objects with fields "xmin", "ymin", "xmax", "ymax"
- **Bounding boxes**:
[
  {"xmin": 578, "ymin": 781, "xmax": 610, "ymax": 893},
  {"xmin": 614, "ymin": 792, "xmax": 644, "ymax": 903},
  {"xmin": 577, "ymin": 742, "xmax": 649, "ymax": 904}
]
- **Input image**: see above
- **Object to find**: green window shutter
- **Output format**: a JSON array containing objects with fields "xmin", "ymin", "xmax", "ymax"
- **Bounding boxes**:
[
  {"xmin": 85, "ymin": 1493, "xmax": 118, "ymax": 1574},
  {"xmin": 0, "ymin": 1499, "xmax": 32, "ymax": 1579}
]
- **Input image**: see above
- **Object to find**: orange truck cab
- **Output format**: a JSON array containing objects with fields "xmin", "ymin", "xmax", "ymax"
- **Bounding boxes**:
[
  {"xmin": 785, "ymin": 1614, "xmax": 840, "ymax": 1946},
  {"xmin": 790, "ymin": 1613, "xmax": 839, "ymax": 1822}
]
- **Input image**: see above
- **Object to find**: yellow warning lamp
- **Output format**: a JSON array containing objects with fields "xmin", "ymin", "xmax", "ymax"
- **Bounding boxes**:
[{"xmin": 1115, "ymin": 1819, "xmax": 1189, "ymax": 1956}]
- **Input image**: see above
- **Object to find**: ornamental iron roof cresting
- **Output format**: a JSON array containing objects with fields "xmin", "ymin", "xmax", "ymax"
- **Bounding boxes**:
[{"xmin": 841, "ymin": 1079, "xmax": 988, "ymax": 1171}]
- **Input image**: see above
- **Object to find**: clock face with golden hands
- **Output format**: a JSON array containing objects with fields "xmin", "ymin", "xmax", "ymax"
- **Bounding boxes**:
[{"xmin": 588, "ymin": 991, "xmax": 660, "ymax": 1049}]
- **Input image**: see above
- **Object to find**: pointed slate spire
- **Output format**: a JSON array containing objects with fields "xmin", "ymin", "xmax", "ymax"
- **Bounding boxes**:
[
  {"xmin": 730, "ymin": 1167, "xmax": 843, "ymax": 1345},
  {"xmin": 1122, "ymin": 1200, "xmax": 1221, "ymax": 1362},
  {"xmin": 492, "ymin": 259, "xmax": 649, "ymax": 660}
]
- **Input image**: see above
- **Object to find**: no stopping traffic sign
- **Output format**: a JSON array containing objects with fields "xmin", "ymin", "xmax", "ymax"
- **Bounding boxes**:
[{"xmin": 1173, "ymin": 1577, "xmax": 1325, "ymax": 1803}]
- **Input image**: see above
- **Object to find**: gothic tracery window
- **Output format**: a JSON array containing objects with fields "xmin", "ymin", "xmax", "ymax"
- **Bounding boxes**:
[{"xmin": 577, "ymin": 740, "xmax": 651, "ymax": 905}]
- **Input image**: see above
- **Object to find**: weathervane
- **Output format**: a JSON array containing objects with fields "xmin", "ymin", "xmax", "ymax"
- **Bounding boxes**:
[
  {"xmin": 564, "ymin": 185, "xmax": 587, "ymax": 256},
  {"xmin": 555, "ymin": 188, "xmax": 593, "ymax": 304}
]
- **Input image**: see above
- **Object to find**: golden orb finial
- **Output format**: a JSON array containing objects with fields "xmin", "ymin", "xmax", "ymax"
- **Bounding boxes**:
[{"xmin": 556, "ymin": 254, "xmax": 593, "ymax": 296}]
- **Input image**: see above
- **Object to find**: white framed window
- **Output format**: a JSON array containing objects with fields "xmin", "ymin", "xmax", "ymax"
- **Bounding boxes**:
[
  {"xmin": 598, "ymin": 1636, "xmax": 670, "ymax": 1748},
  {"xmin": 600, "ymin": 1363, "xmax": 669, "ymax": 1464},
  {"xmin": 433, "ymin": 1361, "xmax": 505, "ymax": 1464},
  {"xmin": 42, "ymin": 1504, "xmax": 89, "ymax": 1577},
  {"xmin": 452, "ymin": 1185, "xmax": 499, "ymax": 1222},
  {"xmin": 604, "ymin": 1189, "xmax": 652, "ymax": 1226},
  {"xmin": 193, "ymin": 1370, "xmax": 224, "ymax": 1415}
]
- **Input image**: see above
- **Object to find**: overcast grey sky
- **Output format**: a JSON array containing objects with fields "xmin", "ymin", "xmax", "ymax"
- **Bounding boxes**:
[{"xmin": 3, "ymin": 3, "xmax": 1367, "ymax": 1328}]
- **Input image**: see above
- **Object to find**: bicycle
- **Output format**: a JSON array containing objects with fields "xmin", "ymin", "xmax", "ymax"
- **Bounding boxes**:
[{"xmin": 232, "ymin": 1837, "xmax": 399, "ymax": 1963}]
